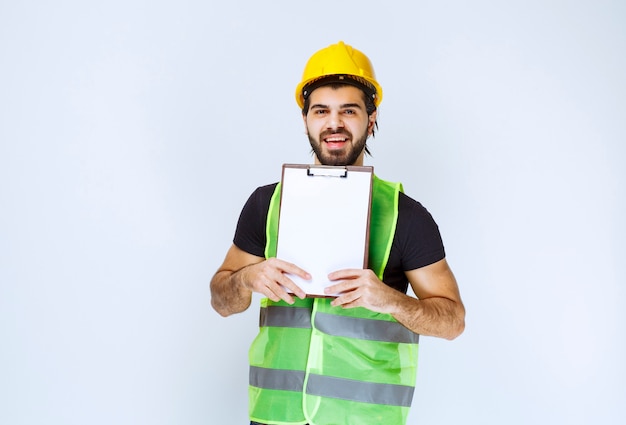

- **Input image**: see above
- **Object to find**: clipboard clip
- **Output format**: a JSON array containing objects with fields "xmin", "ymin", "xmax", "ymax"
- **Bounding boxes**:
[{"xmin": 307, "ymin": 165, "xmax": 348, "ymax": 178}]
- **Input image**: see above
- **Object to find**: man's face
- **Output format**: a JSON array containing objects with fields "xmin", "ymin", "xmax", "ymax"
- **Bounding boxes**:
[{"xmin": 303, "ymin": 85, "xmax": 377, "ymax": 166}]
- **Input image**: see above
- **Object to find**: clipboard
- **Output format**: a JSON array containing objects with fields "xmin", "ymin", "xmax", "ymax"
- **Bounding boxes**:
[{"xmin": 276, "ymin": 164, "xmax": 373, "ymax": 296}]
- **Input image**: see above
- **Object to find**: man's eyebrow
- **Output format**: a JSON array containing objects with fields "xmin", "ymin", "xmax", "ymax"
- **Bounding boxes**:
[
  {"xmin": 310, "ymin": 103, "xmax": 363, "ymax": 109},
  {"xmin": 340, "ymin": 103, "xmax": 363, "ymax": 109}
]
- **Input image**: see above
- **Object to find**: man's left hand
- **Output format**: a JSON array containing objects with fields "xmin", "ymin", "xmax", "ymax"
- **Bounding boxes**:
[{"xmin": 324, "ymin": 269, "xmax": 399, "ymax": 314}]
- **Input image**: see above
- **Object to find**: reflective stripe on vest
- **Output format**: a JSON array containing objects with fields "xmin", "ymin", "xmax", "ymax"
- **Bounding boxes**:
[
  {"xmin": 315, "ymin": 311, "xmax": 419, "ymax": 343},
  {"xmin": 260, "ymin": 305, "xmax": 312, "ymax": 329},
  {"xmin": 306, "ymin": 374, "xmax": 414, "ymax": 407},
  {"xmin": 249, "ymin": 175, "xmax": 419, "ymax": 425},
  {"xmin": 260, "ymin": 304, "xmax": 418, "ymax": 343},
  {"xmin": 250, "ymin": 367, "xmax": 414, "ymax": 407},
  {"xmin": 250, "ymin": 366, "xmax": 305, "ymax": 392}
]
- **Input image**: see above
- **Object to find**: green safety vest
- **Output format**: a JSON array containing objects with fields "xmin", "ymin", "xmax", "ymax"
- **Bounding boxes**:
[{"xmin": 249, "ymin": 176, "xmax": 420, "ymax": 425}]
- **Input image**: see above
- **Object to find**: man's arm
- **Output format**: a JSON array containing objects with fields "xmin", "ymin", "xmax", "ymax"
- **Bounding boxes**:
[
  {"xmin": 395, "ymin": 258, "xmax": 465, "ymax": 340},
  {"xmin": 325, "ymin": 258, "xmax": 465, "ymax": 340},
  {"xmin": 210, "ymin": 244, "xmax": 310, "ymax": 317}
]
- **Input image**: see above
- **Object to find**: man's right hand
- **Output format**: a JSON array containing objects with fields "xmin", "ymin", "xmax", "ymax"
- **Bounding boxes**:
[
  {"xmin": 238, "ymin": 257, "xmax": 309, "ymax": 304},
  {"xmin": 210, "ymin": 244, "xmax": 309, "ymax": 316}
]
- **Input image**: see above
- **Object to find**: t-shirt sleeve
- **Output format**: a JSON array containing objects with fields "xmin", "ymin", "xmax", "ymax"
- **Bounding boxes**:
[
  {"xmin": 396, "ymin": 193, "xmax": 446, "ymax": 271},
  {"xmin": 232, "ymin": 184, "xmax": 276, "ymax": 258}
]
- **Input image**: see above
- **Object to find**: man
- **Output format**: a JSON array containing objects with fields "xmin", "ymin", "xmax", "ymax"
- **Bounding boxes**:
[{"xmin": 211, "ymin": 41, "xmax": 465, "ymax": 425}]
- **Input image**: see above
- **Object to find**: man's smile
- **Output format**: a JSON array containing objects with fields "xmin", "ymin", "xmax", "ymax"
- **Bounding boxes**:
[{"xmin": 322, "ymin": 131, "xmax": 350, "ymax": 150}]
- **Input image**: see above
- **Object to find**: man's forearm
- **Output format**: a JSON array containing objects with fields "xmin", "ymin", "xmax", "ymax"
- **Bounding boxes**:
[
  {"xmin": 210, "ymin": 268, "xmax": 253, "ymax": 317},
  {"xmin": 391, "ymin": 294, "xmax": 465, "ymax": 340}
]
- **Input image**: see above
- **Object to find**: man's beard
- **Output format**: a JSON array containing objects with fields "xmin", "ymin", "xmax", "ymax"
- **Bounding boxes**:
[{"xmin": 308, "ymin": 129, "xmax": 368, "ymax": 166}]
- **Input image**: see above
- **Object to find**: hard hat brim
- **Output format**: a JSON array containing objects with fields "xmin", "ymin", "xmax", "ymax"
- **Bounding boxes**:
[{"xmin": 296, "ymin": 74, "xmax": 382, "ymax": 109}]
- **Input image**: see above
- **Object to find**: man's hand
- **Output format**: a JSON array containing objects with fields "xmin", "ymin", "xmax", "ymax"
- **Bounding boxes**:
[
  {"xmin": 211, "ymin": 244, "xmax": 310, "ymax": 317},
  {"xmin": 323, "ymin": 259, "xmax": 465, "ymax": 340},
  {"xmin": 240, "ymin": 258, "xmax": 309, "ymax": 304},
  {"xmin": 324, "ymin": 268, "xmax": 399, "ymax": 314}
]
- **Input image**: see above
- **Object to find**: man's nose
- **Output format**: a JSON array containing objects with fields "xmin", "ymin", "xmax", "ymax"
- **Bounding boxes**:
[{"xmin": 326, "ymin": 111, "xmax": 344, "ymax": 129}]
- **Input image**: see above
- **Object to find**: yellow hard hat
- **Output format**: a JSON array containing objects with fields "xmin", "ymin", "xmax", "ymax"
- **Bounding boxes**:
[{"xmin": 295, "ymin": 41, "xmax": 383, "ymax": 109}]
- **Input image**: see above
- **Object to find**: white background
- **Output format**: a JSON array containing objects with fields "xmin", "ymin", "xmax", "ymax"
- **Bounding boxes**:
[{"xmin": 1, "ymin": 1, "xmax": 624, "ymax": 424}]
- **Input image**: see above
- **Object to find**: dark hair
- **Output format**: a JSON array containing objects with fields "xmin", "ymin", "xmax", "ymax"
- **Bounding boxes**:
[{"xmin": 301, "ymin": 82, "xmax": 379, "ymax": 154}]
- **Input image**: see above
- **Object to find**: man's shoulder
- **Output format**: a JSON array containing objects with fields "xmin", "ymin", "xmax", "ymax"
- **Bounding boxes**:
[
  {"xmin": 256, "ymin": 182, "xmax": 279, "ymax": 193},
  {"xmin": 398, "ymin": 191, "xmax": 421, "ymax": 206},
  {"xmin": 397, "ymin": 191, "xmax": 439, "ymax": 225},
  {"xmin": 398, "ymin": 190, "xmax": 425, "ymax": 209},
  {"xmin": 249, "ymin": 182, "xmax": 279, "ymax": 201}
]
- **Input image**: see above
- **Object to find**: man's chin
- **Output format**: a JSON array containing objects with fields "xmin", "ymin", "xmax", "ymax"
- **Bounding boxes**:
[
  {"xmin": 311, "ymin": 143, "xmax": 362, "ymax": 166},
  {"xmin": 318, "ymin": 153, "xmax": 349, "ymax": 166}
]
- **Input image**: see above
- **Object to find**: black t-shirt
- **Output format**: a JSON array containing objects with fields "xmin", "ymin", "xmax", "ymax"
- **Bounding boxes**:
[{"xmin": 233, "ymin": 183, "xmax": 445, "ymax": 294}]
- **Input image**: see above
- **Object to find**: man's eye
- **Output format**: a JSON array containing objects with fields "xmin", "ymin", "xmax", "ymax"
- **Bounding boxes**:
[
  {"xmin": 343, "ymin": 109, "xmax": 355, "ymax": 115},
  {"xmin": 314, "ymin": 110, "xmax": 327, "ymax": 115}
]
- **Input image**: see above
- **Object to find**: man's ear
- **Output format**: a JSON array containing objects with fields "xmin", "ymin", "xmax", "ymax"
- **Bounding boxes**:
[{"xmin": 367, "ymin": 110, "xmax": 378, "ymax": 135}]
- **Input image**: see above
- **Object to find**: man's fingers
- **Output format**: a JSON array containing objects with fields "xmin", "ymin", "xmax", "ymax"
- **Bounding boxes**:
[
  {"xmin": 327, "ymin": 268, "xmax": 363, "ymax": 281},
  {"xmin": 246, "ymin": 258, "xmax": 310, "ymax": 302},
  {"xmin": 262, "ymin": 266, "xmax": 305, "ymax": 302},
  {"xmin": 254, "ymin": 273, "xmax": 296, "ymax": 304},
  {"xmin": 276, "ymin": 273, "xmax": 306, "ymax": 300},
  {"xmin": 267, "ymin": 258, "xmax": 308, "ymax": 299},
  {"xmin": 331, "ymin": 288, "xmax": 361, "ymax": 308},
  {"xmin": 274, "ymin": 259, "xmax": 311, "ymax": 281},
  {"xmin": 327, "ymin": 280, "xmax": 356, "ymax": 298}
]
